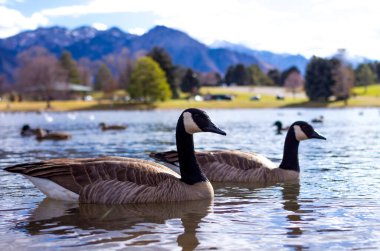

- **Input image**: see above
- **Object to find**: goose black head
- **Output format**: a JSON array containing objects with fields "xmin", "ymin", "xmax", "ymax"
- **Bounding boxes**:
[
  {"xmin": 291, "ymin": 121, "xmax": 326, "ymax": 141},
  {"xmin": 99, "ymin": 122, "xmax": 106, "ymax": 127},
  {"xmin": 181, "ymin": 108, "xmax": 227, "ymax": 136},
  {"xmin": 273, "ymin": 121, "xmax": 282, "ymax": 128},
  {"xmin": 21, "ymin": 124, "xmax": 31, "ymax": 132}
]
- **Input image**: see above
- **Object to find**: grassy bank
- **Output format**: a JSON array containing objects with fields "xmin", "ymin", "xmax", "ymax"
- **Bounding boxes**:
[{"xmin": 1, "ymin": 86, "xmax": 379, "ymax": 112}]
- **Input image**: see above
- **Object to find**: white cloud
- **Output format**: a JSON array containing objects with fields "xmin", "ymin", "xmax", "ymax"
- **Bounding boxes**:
[
  {"xmin": 0, "ymin": 6, "xmax": 48, "ymax": 37},
  {"xmin": 92, "ymin": 22, "xmax": 107, "ymax": 30},
  {"xmin": 128, "ymin": 27, "xmax": 146, "ymax": 35},
  {"xmin": 2, "ymin": 0, "xmax": 380, "ymax": 59}
]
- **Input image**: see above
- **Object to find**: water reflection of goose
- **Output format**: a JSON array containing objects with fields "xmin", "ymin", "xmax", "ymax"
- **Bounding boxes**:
[
  {"xmin": 281, "ymin": 182, "xmax": 303, "ymax": 238},
  {"xmin": 5, "ymin": 109, "xmax": 226, "ymax": 204},
  {"xmin": 17, "ymin": 198, "xmax": 212, "ymax": 250},
  {"xmin": 151, "ymin": 121, "xmax": 325, "ymax": 184}
]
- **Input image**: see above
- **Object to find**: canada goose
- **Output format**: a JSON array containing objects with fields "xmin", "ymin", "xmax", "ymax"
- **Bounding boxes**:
[
  {"xmin": 5, "ymin": 108, "xmax": 226, "ymax": 204},
  {"xmin": 273, "ymin": 121, "xmax": 289, "ymax": 134},
  {"xmin": 311, "ymin": 115, "xmax": 324, "ymax": 123},
  {"xmin": 35, "ymin": 128, "xmax": 71, "ymax": 141},
  {"xmin": 150, "ymin": 121, "xmax": 325, "ymax": 184},
  {"xmin": 99, "ymin": 122, "xmax": 127, "ymax": 131},
  {"xmin": 21, "ymin": 124, "xmax": 41, "ymax": 136}
]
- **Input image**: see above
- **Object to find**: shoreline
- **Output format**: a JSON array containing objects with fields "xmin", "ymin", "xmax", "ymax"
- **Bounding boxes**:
[{"xmin": 1, "ymin": 98, "xmax": 379, "ymax": 113}]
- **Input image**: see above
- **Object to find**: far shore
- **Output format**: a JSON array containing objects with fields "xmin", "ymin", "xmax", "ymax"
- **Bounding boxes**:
[{"xmin": 1, "ymin": 86, "xmax": 379, "ymax": 112}]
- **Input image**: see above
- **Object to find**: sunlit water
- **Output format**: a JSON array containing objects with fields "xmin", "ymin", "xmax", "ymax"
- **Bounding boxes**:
[{"xmin": 1, "ymin": 108, "xmax": 380, "ymax": 250}]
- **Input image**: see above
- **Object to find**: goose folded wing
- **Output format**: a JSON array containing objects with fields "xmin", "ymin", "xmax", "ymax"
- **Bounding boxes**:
[{"xmin": 196, "ymin": 150, "xmax": 276, "ymax": 170}]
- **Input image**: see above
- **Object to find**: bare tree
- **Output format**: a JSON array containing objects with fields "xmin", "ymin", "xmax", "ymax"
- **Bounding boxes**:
[
  {"xmin": 284, "ymin": 70, "xmax": 304, "ymax": 98},
  {"xmin": 16, "ymin": 47, "xmax": 66, "ymax": 109},
  {"xmin": 332, "ymin": 62, "xmax": 354, "ymax": 104}
]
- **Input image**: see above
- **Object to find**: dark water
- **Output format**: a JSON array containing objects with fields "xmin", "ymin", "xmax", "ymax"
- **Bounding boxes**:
[{"xmin": 0, "ymin": 109, "xmax": 380, "ymax": 250}]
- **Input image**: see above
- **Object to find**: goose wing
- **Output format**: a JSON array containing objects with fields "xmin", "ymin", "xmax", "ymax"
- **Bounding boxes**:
[
  {"xmin": 5, "ymin": 157, "xmax": 182, "ymax": 203},
  {"xmin": 150, "ymin": 150, "xmax": 275, "ymax": 170}
]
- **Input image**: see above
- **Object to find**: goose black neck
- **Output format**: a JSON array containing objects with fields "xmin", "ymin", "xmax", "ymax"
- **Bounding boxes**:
[
  {"xmin": 279, "ymin": 127, "xmax": 300, "ymax": 172},
  {"xmin": 176, "ymin": 118, "xmax": 207, "ymax": 185}
]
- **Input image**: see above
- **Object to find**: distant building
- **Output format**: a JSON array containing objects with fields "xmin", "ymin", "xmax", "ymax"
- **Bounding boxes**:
[{"xmin": 23, "ymin": 82, "xmax": 93, "ymax": 101}]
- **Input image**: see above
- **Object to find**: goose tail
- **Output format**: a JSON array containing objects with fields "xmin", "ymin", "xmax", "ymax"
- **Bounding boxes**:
[{"xmin": 4, "ymin": 162, "xmax": 43, "ymax": 174}]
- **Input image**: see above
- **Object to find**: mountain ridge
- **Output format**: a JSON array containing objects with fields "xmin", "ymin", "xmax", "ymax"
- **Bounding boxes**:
[{"xmin": 0, "ymin": 25, "xmax": 309, "ymax": 81}]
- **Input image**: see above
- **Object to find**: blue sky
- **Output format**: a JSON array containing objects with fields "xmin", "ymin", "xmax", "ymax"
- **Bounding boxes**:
[{"xmin": 1, "ymin": 0, "xmax": 380, "ymax": 59}]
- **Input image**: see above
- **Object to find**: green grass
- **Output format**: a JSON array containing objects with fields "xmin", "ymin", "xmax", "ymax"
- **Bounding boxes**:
[
  {"xmin": 1, "ymin": 86, "xmax": 380, "ymax": 112},
  {"xmin": 352, "ymin": 84, "xmax": 380, "ymax": 97}
]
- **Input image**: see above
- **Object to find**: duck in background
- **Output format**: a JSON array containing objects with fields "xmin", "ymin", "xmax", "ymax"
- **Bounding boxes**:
[
  {"xmin": 311, "ymin": 115, "xmax": 324, "ymax": 123},
  {"xmin": 21, "ymin": 124, "xmax": 50, "ymax": 136},
  {"xmin": 273, "ymin": 121, "xmax": 289, "ymax": 135},
  {"xmin": 35, "ymin": 128, "xmax": 71, "ymax": 141},
  {"xmin": 99, "ymin": 122, "xmax": 128, "ymax": 131}
]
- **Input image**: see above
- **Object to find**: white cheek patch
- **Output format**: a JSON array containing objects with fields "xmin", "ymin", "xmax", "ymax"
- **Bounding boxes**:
[
  {"xmin": 183, "ymin": 112, "xmax": 202, "ymax": 134},
  {"xmin": 294, "ymin": 125, "xmax": 308, "ymax": 141}
]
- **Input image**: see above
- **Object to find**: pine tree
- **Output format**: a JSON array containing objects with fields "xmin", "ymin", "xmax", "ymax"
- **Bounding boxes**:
[
  {"xmin": 180, "ymin": 69, "xmax": 199, "ymax": 94},
  {"xmin": 148, "ymin": 47, "xmax": 179, "ymax": 98},
  {"xmin": 305, "ymin": 56, "xmax": 334, "ymax": 101},
  {"xmin": 59, "ymin": 51, "xmax": 80, "ymax": 84}
]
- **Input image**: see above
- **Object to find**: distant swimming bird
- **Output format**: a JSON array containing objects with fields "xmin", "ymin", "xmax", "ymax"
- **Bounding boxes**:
[
  {"xmin": 150, "ymin": 121, "xmax": 326, "ymax": 184},
  {"xmin": 99, "ymin": 122, "xmax": 127, "ymax": 131},
  {"xmin": 21, "ymin": 124, "xmax": 50, "ymax": 136},
  {"xmin": 5, "ymin": 108, "xmax": 226, "ymax": 204},
  {"xmin": 311, "ymin": 116, "xmax": 324, "ymax": 123},
  {"xmin": 273, "ymin": 121, "xmax": 289, "ymax": 134},
  {"xmin": 35, "ymin": 128, "xmax": 71, "ymax": 141}
]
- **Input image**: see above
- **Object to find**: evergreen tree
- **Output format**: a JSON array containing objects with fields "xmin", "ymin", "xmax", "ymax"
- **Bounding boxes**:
[
  {"xmin": 355, "ymin": 64, "xmax": 377, "ymax": 87},
  {"xmin": 224, "ymin": 64, "xmax": 250, "ymax": 86},
  {"xmin": 267, "ymin": 69, "xmax": 281, "ymax": 86},
  {"xmin": 305, "ymin": 56, "xmax": 334, "ymax": 101},
  {"xmin": 248, "ymin": 65, "xmax": 273, "ymax": 86},
  {"xmin": 234, "ymin": 64, "xmax": 250, "ymax": 85},
  {"xmin": 180, "ymin": 69, "xmax": 199, "ymax": 94},
  {"xmin": 128, "ymin": 57, "xmax": 172, "ymax": 103},
  {"xmin": 224, "ymin": 65, "xmax": 235, "ymax": 85},
  {"xmin": 59, "ymin": 51, "xmax": 80, "ymax": 84},
  {"xmin": 148, "ymin": 47, "xmax": 179, "ymax": 98}
]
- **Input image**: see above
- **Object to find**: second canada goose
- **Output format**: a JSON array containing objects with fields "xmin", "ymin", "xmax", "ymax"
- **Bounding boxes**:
[
  {"xmin": 273, "ymin": 121, "xmax": 289, "ymax": 134},
  {"xmin": 5, "ymin": 108, "xmax": 226, "ymax": 204},
  {"xmin": 21, "ymin": 124, "xmax": 50, "ymax": 136},
  {"xmin": 36, "ymin": 128, "xmax": 71, "ymax": 141},
  {"xmin": 150, "ymin": 121, "xmax": 326, "ymax": 184},
  {"xmin": 99, "ymin": 122, "xmax": 127, "ymax": 130}
]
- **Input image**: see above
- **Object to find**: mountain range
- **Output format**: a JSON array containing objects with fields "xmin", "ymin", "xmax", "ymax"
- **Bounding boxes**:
[{"xmin": 0, "ymin": 25, "xmax": 309, "ymax": 82}]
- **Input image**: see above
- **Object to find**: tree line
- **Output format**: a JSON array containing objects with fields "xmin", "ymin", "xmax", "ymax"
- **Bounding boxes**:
[{"xmin": 0, "ymin": 46, "xmax": 379, "ymax": 105}]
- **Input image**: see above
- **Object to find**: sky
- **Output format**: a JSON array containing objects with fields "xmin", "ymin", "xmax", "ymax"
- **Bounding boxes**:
[{"xmin": 0, "ymin": 0, "xmax": 380, "ymax": 59}]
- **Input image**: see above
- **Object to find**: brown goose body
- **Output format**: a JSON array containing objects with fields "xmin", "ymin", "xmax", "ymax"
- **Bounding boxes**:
[
  {"xmin": 100, "ymin": 123, "xmax": 127, "ymax": 131},
  {"xmin": 151, "ymin": 150, "xmax": 298, "ymax": 183},
  {"xmin": 5, "ymin": 156, "xmax": 213, "ymax": 204},
  {"xmin": 36, "ymin": 131, "xmax": 71, "ymax": 140}
]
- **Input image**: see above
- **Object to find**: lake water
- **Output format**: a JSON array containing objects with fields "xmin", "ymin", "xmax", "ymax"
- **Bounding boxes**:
[{"xmin": 0, "ymin": 108, "xmax": 380, "ymax": 250}]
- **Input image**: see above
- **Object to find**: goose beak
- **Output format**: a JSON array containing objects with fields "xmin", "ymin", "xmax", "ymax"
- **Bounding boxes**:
[
  {"xmin": 203, "ymin": 123, "xmax": 227, "ymax": 136},
  {"xmin": 311, "ymin": 131, "xmax": 326, "ymax": 140}
]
